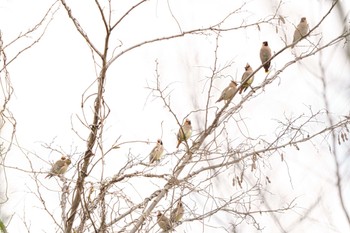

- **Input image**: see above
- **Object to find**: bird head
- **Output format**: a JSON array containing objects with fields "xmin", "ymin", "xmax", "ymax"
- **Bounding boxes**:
[
  {"xmin": 157, "ymin": 211, "xmax": 162, "ymax": 218},
  {"xmin": 185, "ymin": 119, "xmax": 191, "ymax": 125},
  {"xmin": 65, "ymin": 158, "xmax": 72, "ymax": 165},
  {"xmin": 263, "ymin": 41, "xmax": 268, "ymax": 46},
  {"xmin": 61, "ymin": 156, "xmax": 66, "ymax": 161},
  {"xmin": 301, "ymin": 17, "xmax": 307, "ymax": 23},
  {"xmin": 245, "ymin": 63, "xmax": 251, "ymax": 70},
  {"xmin": 157, "ymin": 139, "xmax": 163, "ymax": 145}
]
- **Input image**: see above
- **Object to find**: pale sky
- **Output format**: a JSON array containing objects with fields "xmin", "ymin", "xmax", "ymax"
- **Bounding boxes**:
[{"xmin": 0, "ymin": 0, "xmax": 350, "ymax": 232}]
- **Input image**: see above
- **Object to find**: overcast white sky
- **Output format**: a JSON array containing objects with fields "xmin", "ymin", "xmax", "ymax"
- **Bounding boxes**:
[{"xmin": 0, "ymin": 0, "xmax": 349, "ymax": 232}]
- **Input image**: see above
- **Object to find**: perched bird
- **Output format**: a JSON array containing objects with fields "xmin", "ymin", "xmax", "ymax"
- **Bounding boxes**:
[
  {"xmin": 149, "ymin": 139, "xmax": 164, "ymax": 163},
  {"xmin": 170, "ymin": 199, "xmax": 184, "ymax": 222},
  {"xmin": 45, "ymin": 156, "xmax": 71, "ymax": 179},
  {"xmin": 157, "ymin": 211, "xmax": 172, "ymax": 232},
  {"xmin": 176, "ymin": 119, "xmax": 192, "ymax": 148},
  {"xmin": 260, "ymin": 41, "xmax": 272, "ymax": 73},
  {"xmin": 292, "ymin": 17, "xmax": 309, "ymax": 48},
  {"xmin": 216, "ymin": 81, "xmax": 238, "ymax": 104},
  {"xmin": 239, "ymin": 64, "xmax": 254, "ymax": 94}
]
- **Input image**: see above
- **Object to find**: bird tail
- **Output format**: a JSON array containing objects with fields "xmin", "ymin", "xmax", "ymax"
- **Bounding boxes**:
[
  {"xmin": 176, "ymin": 140, "xmax": 181, "ymax": 148},
  {"xmin": 45, "ymin": 174, "xmax": 53, "ymax": 179},
  {"xmin": 263, "ymin": 62, "xmax": 270, "ymax": 73}
]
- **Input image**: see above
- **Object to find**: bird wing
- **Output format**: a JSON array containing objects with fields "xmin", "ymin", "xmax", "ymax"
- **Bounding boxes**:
[
  {"xmin": 260, "ymin": 47, "xmax": 271, "ymax": 63},
  {"xmin": 51, "ymin": 160, "xmax": 65, "ymax": 174},
  {"xmin": 219, "ymin": 86, "xmax": 229, "ymax": 100}
]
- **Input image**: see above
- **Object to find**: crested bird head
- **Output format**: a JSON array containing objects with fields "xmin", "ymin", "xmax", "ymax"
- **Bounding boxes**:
[{"xmin": 245, "ymin": 63, "xmax": 251, "ymax": 70}]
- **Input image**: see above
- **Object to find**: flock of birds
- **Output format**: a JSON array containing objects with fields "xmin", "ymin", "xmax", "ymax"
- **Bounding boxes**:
[{"xmin": 44, "ymin": 17, "xmax": 309, "ymax": 232}]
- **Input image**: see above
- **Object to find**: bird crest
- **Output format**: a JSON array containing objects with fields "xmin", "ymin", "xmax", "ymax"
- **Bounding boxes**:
[
  {"xmin": 230, "ymin": 80, "xmax": 238, "ymax": 86},
  {"xmin": 185, "ymin": 119, "xmax": 191, "ymax": 125}
]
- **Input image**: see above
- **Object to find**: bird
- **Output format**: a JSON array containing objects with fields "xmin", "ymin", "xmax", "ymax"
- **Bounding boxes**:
[
  {"xmin": 157, "ymin": 211, "xmax": 172, "ymax": 232},
  {"xmin": 149, "ymin": 139, "xmax": 164, "ymax": 163},
  {"xmin": 292, "ymin": 17, "xmax": 309, "ymax": 48},
  {"xmin": 239, "ymin": 64, "xmax": 254, "ymax": 94},
  {"xmin": 45, "ymin": 156, "xmax": 71, "ymax": 179},
  {"xmin": 216, "ymin": 81, "xmax": 238, "ymax": 104},
  {"xmin": 176, "ymin": 119, "xmax": 192, "ymax": 148},
  {"xmin": 260, "ymin": 41, "xmax": 272, "ymax": 73},
  {"xmin": 170, "ymin": 199, "xmax": 184, "ymax": 222}
]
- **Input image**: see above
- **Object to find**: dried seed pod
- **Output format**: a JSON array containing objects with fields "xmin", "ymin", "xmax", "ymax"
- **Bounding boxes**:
[
  {"xmin": 294, "ymin": 144, "xmax": 300, "ymax": 150},
  {"xmin": 251, "ymin": 162, "xmax": 256, "ymax": 171},
  {"xmin": 279, "ymin": 15, "xmax": 286, "ymax": 24},
  {"xmin": 266, "ymin": 176, "xmax": 271, "ymax": 183},
  {"xmin": 237, "ymin": 176, "xmax": 242, "ymax": 189},
  {"xmin": 341, "ymin": 132, "xmax": 345, "ymax": 142}
]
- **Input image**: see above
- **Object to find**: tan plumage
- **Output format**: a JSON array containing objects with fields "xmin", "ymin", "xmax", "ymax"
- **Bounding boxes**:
[
  {"xmin": 157, "ymin": 211, "xmax": 172, "ymax": 232},
  {"xmin": 149, "ymin": 139, "xmax": 164, "ymax": 163},
  {"xmin": 45, "ymin": 156, "xmax": 71, "ymax": 179},
  {"xmin": 239, "ymin": 64, "xmax": 254, "ymax": 94},
  {"xmin": 176, "ymin": 119, "xmax": 192, "ymax": 148},
  {"xmin": 170, "ymin": 199, "xmax": 184, "ymax": 222},
  {"xmin": 292, "ymin": 17, "xmax": 309, "ymax": 48},
  {"xmin": 260, "ymin": 41, "xmax": 272, "ymax": 73},
  {"xmin": 216, "ymin": 81, "xmax": 238, "ymax": 103}
]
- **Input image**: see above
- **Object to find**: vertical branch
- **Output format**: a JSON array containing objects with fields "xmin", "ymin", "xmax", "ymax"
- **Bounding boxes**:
[
  {"xmin": 61, "ymin": 178, "xmax": 69, "ymax": 232},
  {"xmin": 63, "ymin": 0, "xmax": 111, "ymax": 231},
  {"xmin": 204, "ymin": 32, "xmax": 220, "ymax": 131},
  {"xmin": 319, "ymin": 53, "xmax": 350, "ymax": 227},
  {"xmin": 59, "ymin": 0, "xmax": 102, "ymax": 58},
  {"xmin": 97, "ymin": 186, "xmax": 107, "ymax": 233}
]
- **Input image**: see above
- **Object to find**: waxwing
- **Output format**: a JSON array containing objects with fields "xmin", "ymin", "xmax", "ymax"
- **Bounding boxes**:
[
  {"xmin": 157, "ymin": 211, "xmax": 172, "ymax": 231},
  {"xmin": 149, "ymin": 139, "xmax": 164, "ymax": 163},
  {"xmin": 170, "ymin": 199, "xmax": 184, "ymax": 222},
  {"xmin": 176, "ymin": 119, "xmax": 192, "ymax": 148},
  {"xmin": 45, "ymin": 156, "xmax": 71, "ymax": 179},
  {"xmin": 292, "ymin": 17, "xmax": 309, "ymax": 48},
  {"xmin": 216, "ymin": 81, "xmax": 238, "ymax": 104},
  {"xmin": 239, "ymin": 64, "xmax": 254, "ymax": 94},
  {"xmin": 260, "ymin": 41, "xmax": 272, "ymax": 73}
]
